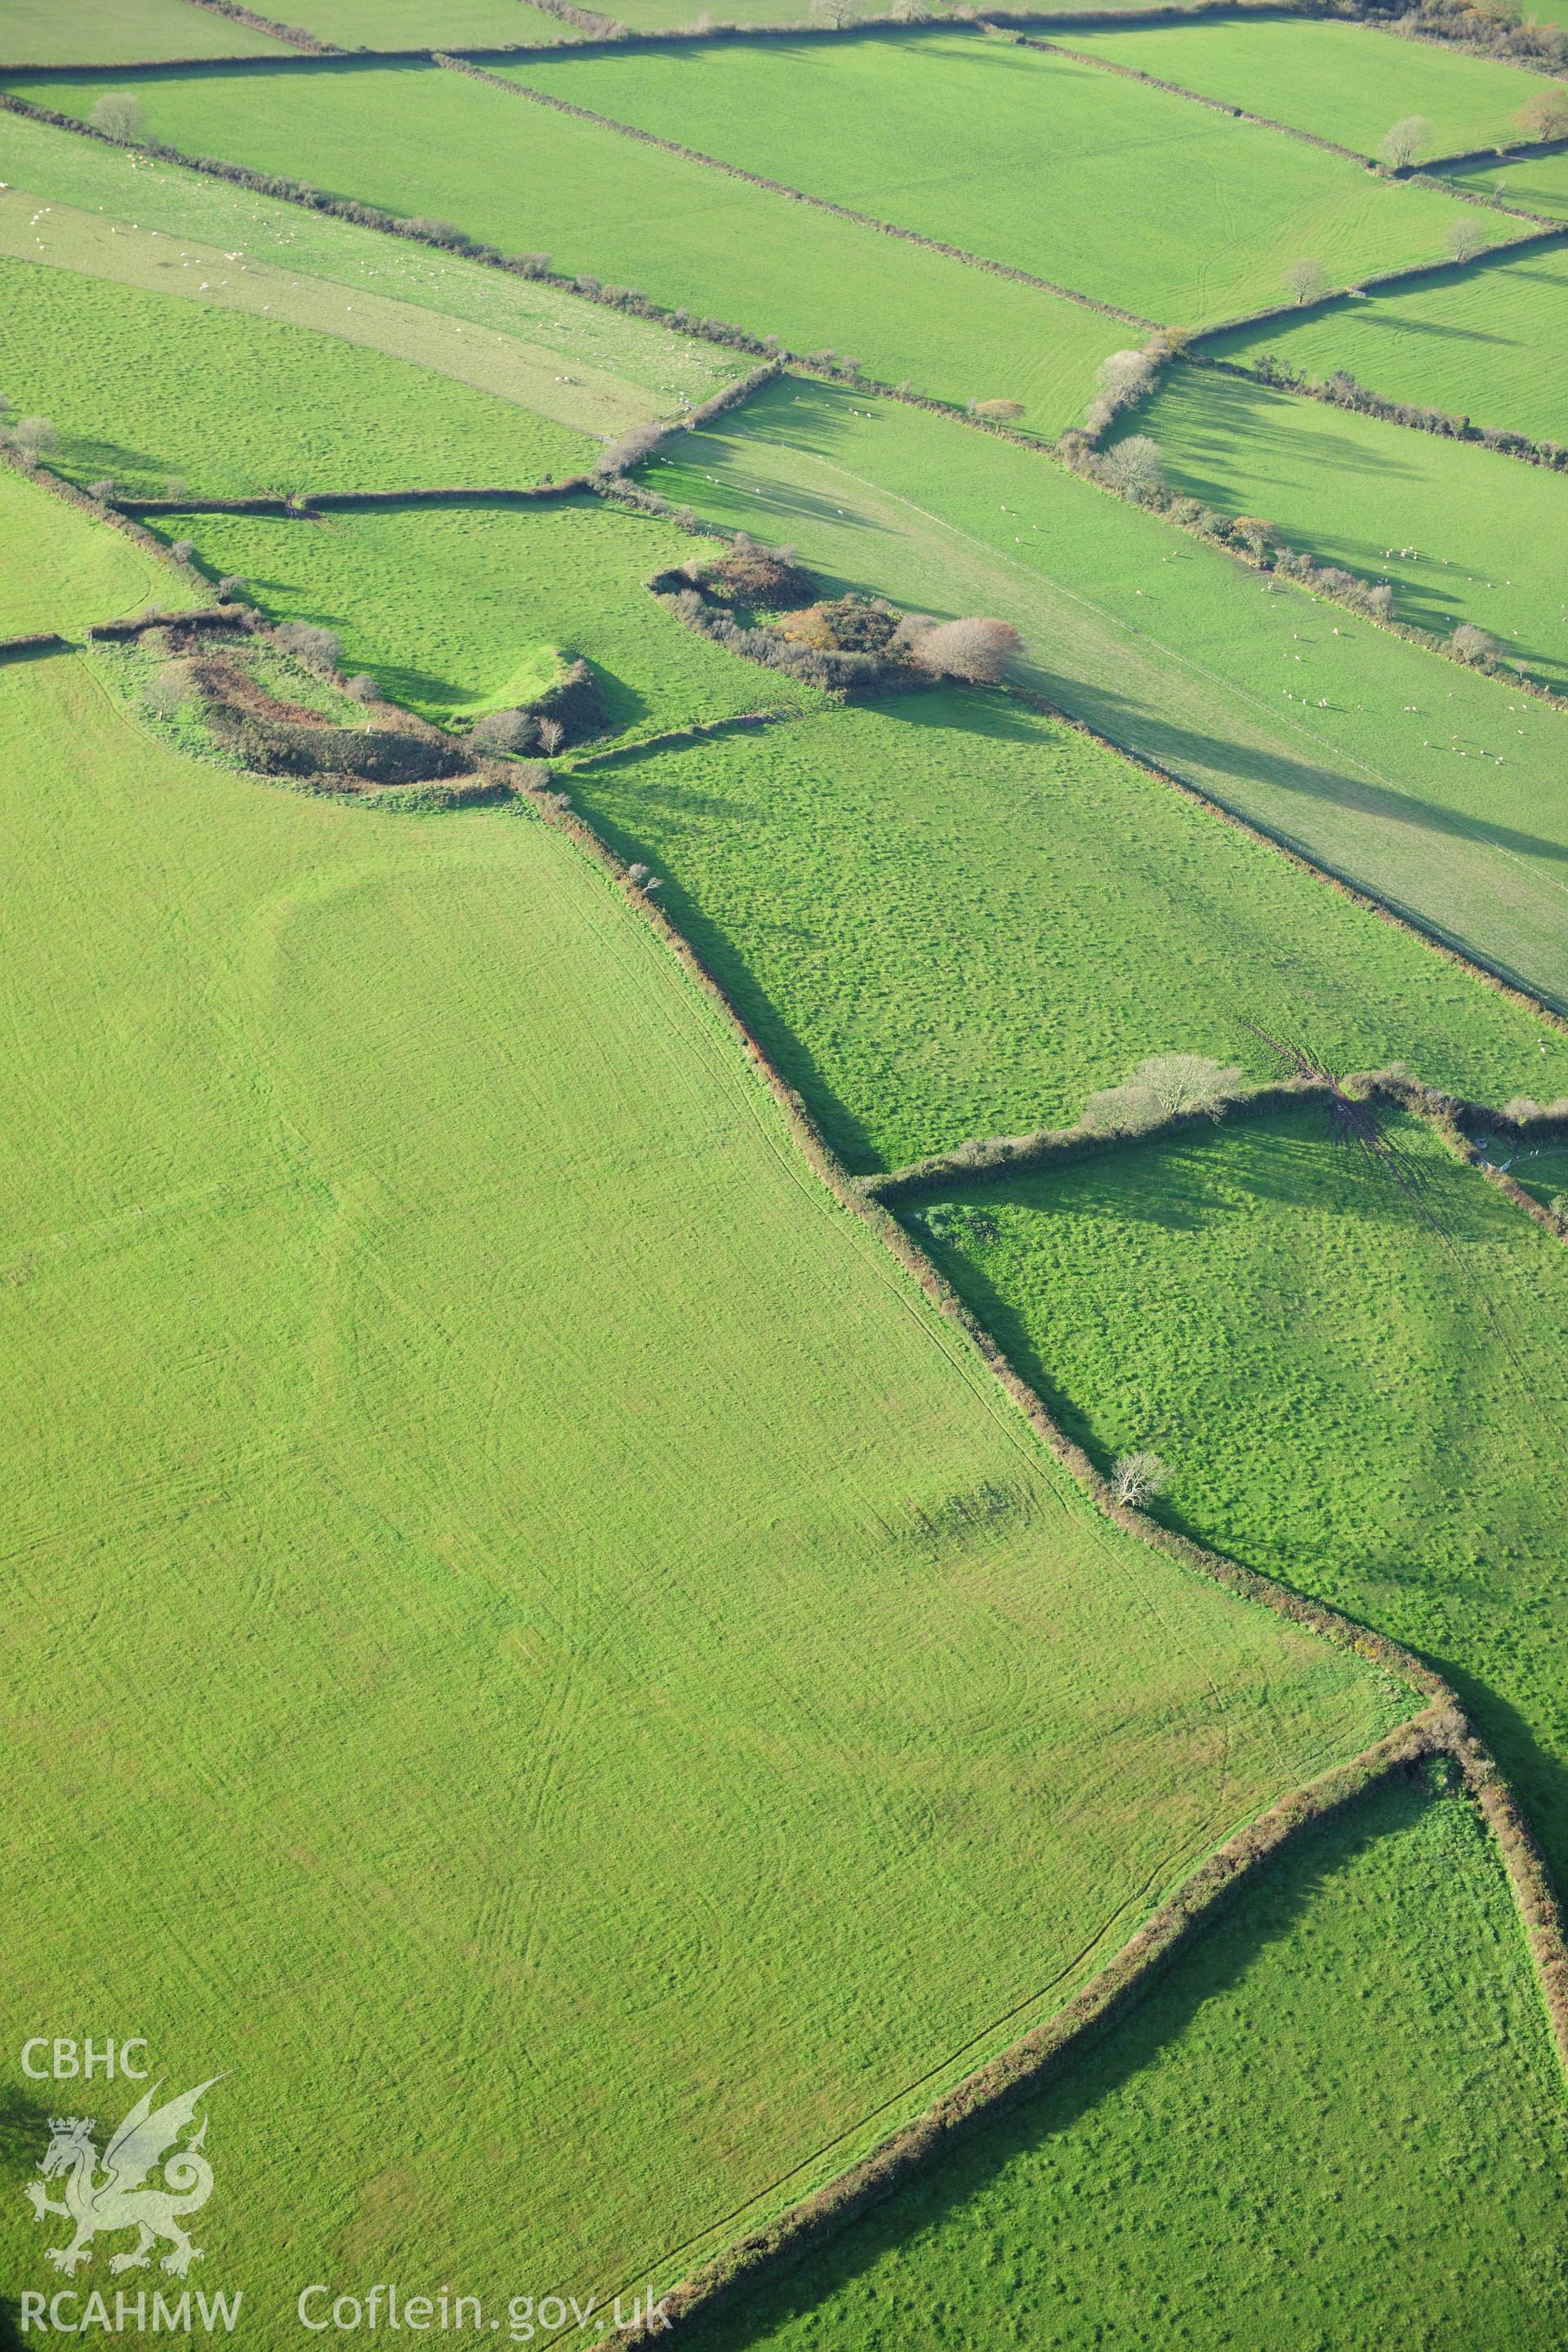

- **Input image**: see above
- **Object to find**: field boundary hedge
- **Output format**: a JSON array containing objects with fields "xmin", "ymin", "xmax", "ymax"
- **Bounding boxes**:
[
  {"xmin": 180, "ymin": 0, "xmax": 341, "ymax": 52},
  {"xmin": 432, "ymin": 51, "xmax": 1160, "ymax": 325},
  {"xmin": 1209, "ymin": 347, "xmax": 1568, "ymax": 473},
  {"xmin": 1004, "ymin": 28, "xmax": 1370, "ymax": 161},
  {"xmin": 0, "ymin": 629, "xmax": 69, "ymax": 659},
  {"xmin": 111, "ymin": 479, "xmax": 594, "ymax": 514}
]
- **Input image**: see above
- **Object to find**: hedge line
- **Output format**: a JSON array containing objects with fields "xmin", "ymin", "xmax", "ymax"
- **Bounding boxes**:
[
  {"xmin": 0, "ymin": 630, "xmax": 69, "ymax": 660},
  {"xmin": 181, "ymin": 0, "xmax": 340, "ymax": 52},
  {"xmin": 1223, "ymin": 350, "xmax": 1568, "ymax": 474},
  {"xmin": 115, "ymin": 481, "xmax": 593, "ymax": 515},
  {"xmin": 433, "ymin": 53, "xmax": 1158, "ymax": 327},
  {"xmin": 603, "ymin": 1716, "xmax": 1454, "ymax": 2344},
  {"xmin": 1006, "ymin": 29, "xmax": 1369, "ymax": 163}
]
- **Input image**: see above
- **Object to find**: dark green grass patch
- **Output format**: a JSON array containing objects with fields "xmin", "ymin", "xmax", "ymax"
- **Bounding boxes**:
[
  {"xmin": 145, "ymin": 495, "xmax": 823, "ymax": 730},
  {"xmin": 1203, "ymin": 245, "xmax": 1568, "ymax": 452},
  {"xmin": 571, "ymin": 693, "xmax": 1568, "ymax": 1172},
  {"xmin": 0, "ymin": 249, "xmax": 591, "ymax": 496},
  {"xmin": 650, "ymin": 375, "xmax": 1568, "ymax": 1013},
  {"xmin": 677, "ymin": 1777, "xmax": 1568, "ymax": 2352},
  {"xmin": 911, "ymin": 1102, "xmax": 1568, "ymax": 1878},
  {"xmin": 1127, "ymin": 363, "xmax": 1568, "ymax": 688},
  {"xmin": 1065, "ymin": 17, "xmax": 1557, "ymax": 158},
  {"xmin": 2, "ymin": 60, "xmax": 1129, "ymax": 433},
  {"xmin": 500, "ymin": 32, "xmax": 1518, "ymax": 324}
]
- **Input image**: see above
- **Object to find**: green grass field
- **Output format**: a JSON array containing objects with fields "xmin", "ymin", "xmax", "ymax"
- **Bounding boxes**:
[
  {"xmin": 1439, "ymin": 145, "xmax": 1568, "ymax": 218},
  {"xmin": 1202, "ymin": 244, "xmax": 1568, "ymax": 451},
  {"xmin": 1063, "ymin": 17, "xmax": 1558, "ymax": 158},
  {"xmin": 0, "ymin": 0, "xmax": 287, "ymax": 65},
  {"xmin": 501, "ymin": 32, "xmax": 1519, "ymax": 323},
  {"xmin": 2, "ymin": 61, "xmax": 1130, "ymax": 431},
  {"xmin": 0, "ymin": 652, "xmax": 1410, "ymax": 2324},
  {"xmin": 1510, "ymin": 1138, "xmax": 1568, "ymax": 1210},
  {"xmin": 286, "ymin": 0, "xmax": 574, "ymax": 43},
  {"xmin": 1128, "ymin": 362, "xmax": 1568, "ymax": 688},
  {"xmin": 677, "ymin": 1776, "xmax": 1568, "ymax": 2352},
  {"xmin": 0, "ymin": 460, "xmax": 195, "ymax": 635},
  {"xmin": 0, "ymin": 248, "xmax": 594, "ymax": 495},
  {"xmin": 908, "ymin": 1102, "xmax": 1568, "ymax": 1878},
  {"xmin": 0, "ymin": 109, "xmax": 736, "ymax": 411},
  {"xmin": 145, "ymin": 495, "xmax": 822, "ymax": 729},
  {"xmin": 571, "ymin": 693, "xmax": 1568, "ymax": 1172},
  {"xmin": 0, "ymin": 185, "xmax": 696, "ymax": 437},
  {"xmin": 650, "ymin": 376, "xmax": 1568, "ymax": 1013}
]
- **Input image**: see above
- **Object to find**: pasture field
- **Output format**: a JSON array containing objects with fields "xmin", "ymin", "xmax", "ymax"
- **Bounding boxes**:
[
  {"xmin": 1202, "ymin": 245, "xmax": 1568, "ymax": 451},
  {"xmin": 1439, "ymin": 145, "xmax": 1568, "ymax": 217},
  {"xmin": 145, "ymin": 496, "xmax": 822, "ymax": 728},
  {"xmin": 1062, "ymin": 17, "xmax": 1556, "ymax": 158},
  {"xmin": 0, "ymin": 187, "xmax": 691, "ymax": 437},
  {"xmin": 0, "ymin": 110, "xmax": 735, "ymax": 414},
  {"xmin": 285, "ymin": 0, "xmax": 575, "ymax": 42},
  {"xmin": 0, "ymin": 250, "xmax": 594, "ymax": 496},
  {"xmin": 908, "ymin": 1102, "xmax": 1568, "ymax": 1878},
  {"xmin": 0, "ymin": 653, "xmax": 1409, "ymax": 2323},
  {"xmin": 500, "ymin": 33, "xmax": 1520, "ymax": 323},
  {"xmin": 2, "ymin": 62, "xmax": 1131, "ymax": 431},
  {"xmin": 0, "ymin": 0, "xmax": 287, "ymax": 65},
  {"xmin": 651, "ymin": 376, "xmax": 1568, "ymax": 1010},
  {"xmin": 0, "ymin": 461, "xmax": 195, "ymax": 636},
  {"xmin": 679, "ymin": 1777, "xmax": 1568, "ymax": 2352},
  {"xmin": 572, "ymin": 693, "xmax": 1568, "ymax": 1173},
  {"xmin": 1129, "ymin": 362, "xmax": 1568, "ymax": 688},
  {"xmin": 1511, "ymin": 1138, "xmax": 1568, "ymax": 1210}
]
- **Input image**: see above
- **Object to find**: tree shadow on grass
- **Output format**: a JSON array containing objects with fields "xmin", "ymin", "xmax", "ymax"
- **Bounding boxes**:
[{"xmin": 678, "ymin": 1775, "xmax": 1441, "ymax": 2352}]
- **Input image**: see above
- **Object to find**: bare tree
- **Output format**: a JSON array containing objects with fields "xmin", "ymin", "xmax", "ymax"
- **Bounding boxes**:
[
  {"xmin": 274, "ymin": 619, "xmax": 341, "ymax": 675},
  {"xmin": 1451, "ymin": 621, "xmax": 1496, "ymax": 663},
  {"xmin": 216, "ymin": 574, "xmax": 248, "ymax": 602},
  {"xmin": 810, "ymin": 0, "xmax": 859, "ymax": 24},
  {"xmin": 88, "ymin": 91, "xmax": 147, "ymax": 142},
  {"xmin": 907, "ymin": 616, "xmax": 1025, "ymax": 682},
  {"xmin": 537, "ymin": 716, "xmax": 567, "ymax": 755},
  {"xmin": 1444, "ymin": 214, "xmax": 1486, "ymax": 262},
  {"xmin": 469, "ymin": 708, "xmax": 538, "ymax": 754},
  {"xmin": 343, "ymin": 674, "xmax": 382, "ymax": 704},
  {"xmin": 1377, "ymin": 114, "xmax": 1431, "ymax": 170},
  {"xmin": 170, "ymin": 537, "xmax": 197, "ymax": 564},
  {"xmin": 1099, "ymin": 433, "xmax": 1165, "ymax": 499},
  {"xmin": 1281, "ymin": 256, "xmax": 1330, "ymax": 305},
  {"xmin": 7, "ymin": 415, "xmax": 58, "ymax": 461},
  {"xmin": 1084, "ymin": 1053, "xmax": 1242, "ymax": 1135},
  {"xmin": 87, "ymin": 479, "xmax": 115, "ymax": 502},
  {"xmin": 1111, "ymin": 1452, "xmax": 1170, "ymax": 1508}
]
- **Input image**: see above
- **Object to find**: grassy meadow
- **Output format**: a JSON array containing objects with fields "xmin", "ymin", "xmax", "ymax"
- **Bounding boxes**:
[
  {"xmin": 1063, "ymin": 17, "xmax": 1557, "ymax": 158},
  {"xmin": 1439, "ymin": 145, "xmax": 1568, "ymax": 218},
  {"xmin": 502, "ymin": 32, "xmax": 1520, "ymax": 323},
  {"xmin": 0, "ymin": 187, "xmax": 691, "ymax": 437},
  {"xmin": 677, "ymin": 1777, "xmax": 1568, "ymax": 2352},
  {"xmin": 2, "ymin": 61, "xmax": 1129, "ymax": 431},
  {"xmin": 1129, "ymin": 362, "xmax": 1568, "ymax": 688},
  {"xmin": 572, "ymin": 693, "xmax": 1568, "ymax": 1173},
  {"xmin": 147, "ymin": 495, "xmax": 822, "ymax": 729},
  {"xmin": 1203, "ymin": 244, "xmax": 1568, "ymax": 450},
  {"xmin": 652, "ymin": 376, "xmax": 1568, "ymax": 1011},
  {"xmin": 0, "ymin": 652, "xmax": 1411, "ymax": 2323},
  {"xmin": 0, "ymin": 461, "xmax": 195, "ymax": 636},
  {"xmin": 0, "ymin": 0, "xmax": 287, "ymax": 64},
  {"xmin": 0, "ymin": 250, "xmax": 594, "ymax": 495},
  {"xmin": 285, "ymin": 0, "xmax": 576, "ymax": 42},
  {"xmin": 908, "ymin": 1102, "xmax": 1568, "ymax": 1879},
  {"xmin": 0, "ymin": 111, "xmax": 735, "ymax": 409}
]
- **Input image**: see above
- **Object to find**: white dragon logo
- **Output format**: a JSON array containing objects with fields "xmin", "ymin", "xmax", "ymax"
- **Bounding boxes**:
[{"xmin": 24, "ymin": 2078, "xmax": 223, "ymax": 2278}]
